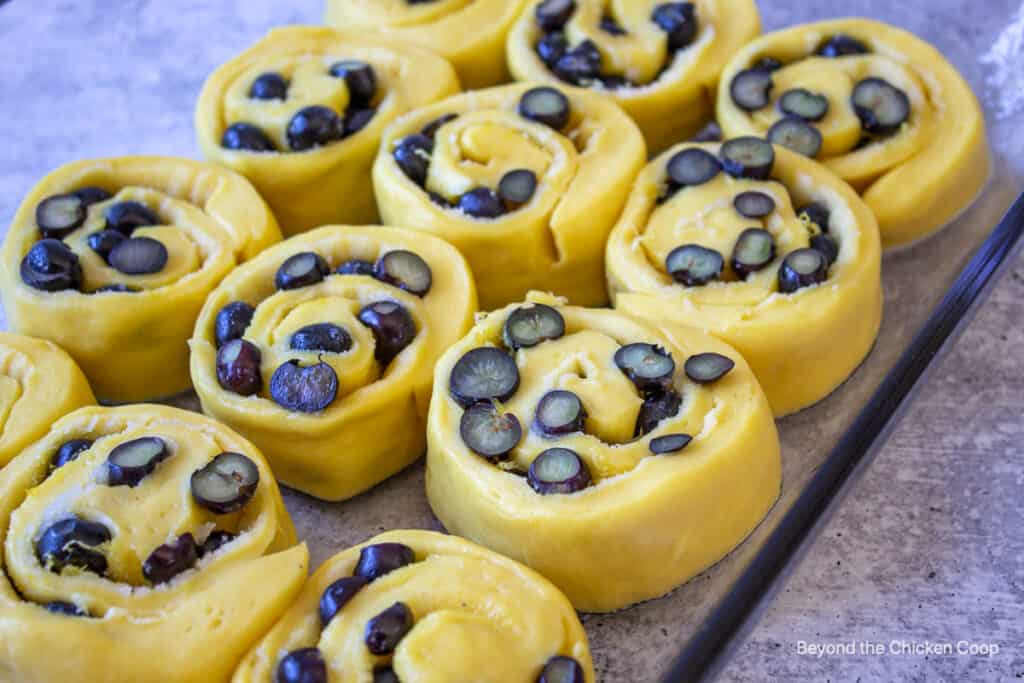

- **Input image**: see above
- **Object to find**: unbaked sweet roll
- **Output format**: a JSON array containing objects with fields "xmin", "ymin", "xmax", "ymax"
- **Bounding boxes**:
[
  {"xmin": 507, "ymin": 0, "xmax": 760, "ymax": 153},
  {"xmin": 0, "ymin": 333, "xmax": 95, "ymax": 468},
  {"xmin": 234, "ymin": 530, "xmax": 594, "ymax": 682},
  {"xmin": 373, "ymin": 83, "xmax": 646, "ymax": 309},
  {"xmin": 0, "ymin": 156, "xmax": 281, "ymax": 402},
  {"xmin": 0, "ymin": 404, "xmax": 307, "ymax": 683},
  {"xmin": 325, "ymin": 0, "xmax": 528, "ymax": 90},
  {"xmin": 606, "ymin": 137, "xmax": 882, "ymax": 416},
  {"xmin": 191, "ymin": 226, "xmax": 477, "ymax": 501},
  {"xmin": 716, "ymin": 18, "xmax": 990, "ymax": 247},
  {"xmin": 196, "ymin": 26, "xmax": 460, "ymax": 235},
  {"xmin": 426, "ymin": 292, "xmax": 780, "ymax": 611}
]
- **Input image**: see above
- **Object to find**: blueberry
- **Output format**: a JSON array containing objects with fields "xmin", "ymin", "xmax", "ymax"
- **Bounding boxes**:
[
  {"xmin": 287, "ymin": 106, "xmax": 344, "ymax": 151},
  {"xmin": 652, "ymin": 2, "xmax": 698, "ymax": 51},
  {"xmin": 198, "ymin": 530, "xmax": 237, "ymax": 557},
  {"xmin": 36, "ymin": 193, "xmax": 86, "ymax": 239},
  {"xmin": 142, "ymin": 533, "xmax": 199, "ymax": 584},
  {"xmin": 221, "ymin": 123, "xmax": 276, "ymax": 152},
  {"xmin": 275, "ymin": 252, "xmax": 330, "ymax": 290},
  {"xmin": 365, "ymin": 602, "xmax": 414, "ymax": 655},
  {"xmin": 449, "ymin": 347, "xmax": 520, "ymax": 407},
  {"xmin": 107, "ymin": 236, "xmax": 168, "ymax": 275},
  {"xmin": 249, "ymin": 72, "xmax": 288, "ymax": 100},
  {"xmin": 358, "ymin": 301, "xmax": 417, "ymax": 366},
  {"xmin": 35, "ymin": 517, "xmax": 111, "ymax": 575},
  {"xmin": 336, "ymin": 259, "xmax": 375, "ymax": 276},
  {"xmin": 20, "ymin": 239, "xmax": 83, "ymax": 292},
  {"xmin": 104, "ymin": 201, "xmax": 159, "ymax": 234},
  {"xmin": 319, "ymin": 575, "xmax": 368, "ymax": 625},
  {"xmin": 289, "ymin": 323, "xmax": 352, "ymax": 354},
  {"xmin": 276, "ymin": 648, "xmax": 327, "ymax": 683},
  {"xmin": 214, "ymin": 301, "xmax": 255, "ymax": 347},
  {"xmin": 269, "ymin": 360, "xmax": 339, "ymax": 413},
  {"xmin": 87, "ymin": 229, "xmax": 126, "ymax": 262},
  {"xmin": 191, "ymin": 452, "xmax": 260, "ymax": 514},
  {"xmin": 635, "ymin": 389, "xmax": 682, "ymax": 436},
  {"xmin": 458, "ymin": 187, "xmax": 504, "ymax": 219},
  {"xmin": 105, "ymin": 436, "xmax": 170, "ymax": 487},
  {"xmin": 393, "ymin": 133, "xmax": 434, "ymax": 187},
  {"xmin": 329, "ymin": 60, "xmax": 377, "ymax": 104},
  {"xmin": 216, "ymin": 338, "xmax": 263, "ymax": 396},
  {"xmin": 50, "ymin": 438, "xmax": 93, "ymax": 471},
  {"xmin": 355, "ymin": 543, "xmax": 416, "ymax": 581}
]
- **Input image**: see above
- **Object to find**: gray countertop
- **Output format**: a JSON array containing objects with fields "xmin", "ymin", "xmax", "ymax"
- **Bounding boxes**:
[{"xmin": 1, "ymin": 1, "xmax": 1022, "ymax": 680}]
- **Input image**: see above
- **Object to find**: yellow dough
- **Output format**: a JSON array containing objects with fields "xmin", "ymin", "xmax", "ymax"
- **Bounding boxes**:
[
  {"xmin": 0, "ymin": 404, "xmax": 307, "ymax": 683},
  {"xmin": 325, "ymin": 0, "xmax": 528, "ymax": 90},
  {"xmin": 0, "ymin": 333, "xmax": 95, "ymax": 468},
  {"xmin": 196, "ymin": 26, "xmax": 460, "ymax": 236},
  {"xmin": 426, "ymin": 292, "xmax": 780, "ymax": 611},
  {"xmin": 716, "ymin": 18, "xmax": 990, "ymax": 248},
  {"xmin": 0, "ymin": 156, "xmax": 281, "ymax": 403},
  {"xmin": 606, "ymin": 141, "xmax": 883, "ymax": 416},
  {"xmin": 191, "ymin": 225, "xmax": 477, "ymax": 501},
  {"xmin": 234, "ymin": 530, "xmax": 595, "ymax": 682},
  {"xmin": 507, "ymin": 0, "xmax": 760, "ymax": 153},
  {"xmin": 373, "ymin": 83, "xmax": 646, "ymax": 310}
]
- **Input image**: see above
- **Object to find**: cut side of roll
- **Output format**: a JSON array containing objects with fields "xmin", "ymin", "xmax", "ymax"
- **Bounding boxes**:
[
  {"xmin": 716, "ymin": 18, "xmax": 990, "ymax": 248},
  {"xmin": 191, "ymin": 225, "xmax": 477, "ymax": 502},
  {"xmin": 507, "ymin": 0, "xmax": 760, "ymax": 153},
  {"xmin": 426, "ymin": 292, "xmax": 781, "ymax": 612},
  {"xmin": 0, "ymin": 156, "xmax": 281, "ymax": 402},
  {"xmin": 233, "ymin": 529, "xmax": 594, "ymax": 682},
  {"xmin": 373, "ymin": 83, "xmax": 646, "ymax": 309},
  {"xmin": 0, "ymin": 404, "xmax": 307, "ymax": 683},
  {"xmin": 606, "ymin": 138, "xmax": 883, "ymax": 416},
  {"xmin": 196, "ymin": 26, "xmax": 460, "ymax": 236}
]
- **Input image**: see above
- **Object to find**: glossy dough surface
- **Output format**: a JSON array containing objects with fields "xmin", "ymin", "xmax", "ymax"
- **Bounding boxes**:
[
  {"xmin": 234, "ymin": 529, "xmax": 594, "ymax": 682},
  {"xmin": 0, "ymin": 404, "xmax": 307, "ymax": 683},
  {"xmin": 191, "ymin": 226, "xmax": 477, "ymax": 501},
  {"xmin": 716, "ymin": 18, "xmax": 990, "ymax": 247},
  {"xmin": 325, "ymin": 0, "xmax": 527, "ymax": 89},
  {"xmin": 0, "ymin": 156, "xmax": 280, "ymax": 402},
  {"xmin": 508, "ymin": 0, "xmax": 760, "ymax": 153},
  {"xmin": 196, "ymin": 26, "xmax": 460, "ymax": 235},
  {"xmin": 426, "ymin": 293, "xmax": 781, "ymax": 611},
  {"xmin": 0, "ymin": 333, "xmax": 95, "ymax": 468},
  {"xmin": 373, "ymin": 83, "xmax": 646, "ymax": 309}
]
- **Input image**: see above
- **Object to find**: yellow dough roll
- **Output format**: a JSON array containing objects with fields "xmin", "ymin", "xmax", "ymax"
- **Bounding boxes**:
[
  {"xmin": 191, "ymin": 226, "xmax": 477, "ymax": 501},
  {"xmin": 325, "ymin": 0, "xmax": 527, "ymax": 90},
  {"xmin": 716, "ymin": 18, "xmax": 990, "ymax": 248},
  {"xmin": 373, "ymin": 83, "xmax": 646, "ymax": 310},
  {"xmin": 196, "ymin": 26, "xmax": 460, "ymax": 236},
  {"xmin": 0, "ymin": 156, "xmax": 281, "ymax": 403},
  {"xmin": 426, "ymin": 292, "xmax": 780, "ymax": 611},
  {"xmin": 234, "ymin": 530, "xmax": 594, "ymax": 682},
  {"xmin": 606, "ymin": 138, "xmax": 883, "ymax": 416},
  {"xmin": 507, "ymin": 0, "xmax": 760, "ymax": 154},
  {"xmin": 0, "ymin": 404, "xmax": 307, "ymax": 683},
  {"xmin": 0, "ymin": 333, "xmax": 95, "ymax": 468}
]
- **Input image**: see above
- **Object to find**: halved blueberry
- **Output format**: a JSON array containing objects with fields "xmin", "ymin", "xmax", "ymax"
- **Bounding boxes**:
[
  {"xmin": 35, "ymin": 517, "xmax": 111, "ymax": 575},
  {"xmin": 651, "ymin": 2, "xmax": 698, "ymax": 51},
  {"xmin": 50, "ymin": 438, "xmax": 93, "ymax": 471},
  {"xmin": 851, "ymin": 77, "xmax": 910, "ymax": 136},
  {"xmin": 797, "ymin": 203, "xmax": 831, "ymax": 232},
  {"xmin": 614, "ymin": 343, "xmax": 675, "ymax": 392},
  {"xmin": 270, "ymin": 360, "xmax": 339, "ymax": 413},
  {"xmin": 20, "ymin": 239, "xmax": 82, "ymax": 292},
  {"xmin": 106, "ymin": 436, "xmax": 169, "ymax": 487},
  {"xmin": 320, "ymin": 575, "xmax": 369, "ymax": 625},
  {"xmin": 108, "ymin": 236, "xmax": 168, "ymax": 275},
  {"xmin": 731, "ymin": 228, "xmax": 776, "ymax": 278},
  {"xmin": 358, "ymin": 300, "xmax": 417, "ymax": 366},
  {"xmin": 778, "ymin": 247, "xmax": 829, "ymax": 293},
  {"xmin": 503, "ymin": 304, "xmax": 565, "ymax": 350},
  {"xmin": 198, "ymin": 530, "xmax": 237, "ymax": 557},
  {"xmin": 104, "ymin": 201, "xmax": 159, "ymax": 234},
  {"xmin": 376, "ymin": 250, "xmax": 432, "ymax": 296},
  {"xmin": 287, "ymin": 106, "xmax": 344, "ymax": 151},
  {"xmin": 817, "ymin": 34, "xmax": 869, "ymax": 58},
  {"xmin": 536, "ymin": 31, "xmax": 569, "ymax": 66},
  {"xmin": 276, "ymin": 648, "xmax": 327, "ymax": 683},
  {"xmin": 458, "ymin": 187, "xmax": 505, "ymax": 219},
  {"xmin": 665, "ymin": 244, "xmax": 723, "ymax": 286},
  {"xmin": 214, "ymin": 301, "xmax": 255, "ymax": 347},
  {"xmin": 528, "ymin": 448, "xmax": 592, "ymax": 495},
  {"xmin": 535, "ymin": 0, "xmax": 576, "ymax": 31},
  {"xmin": 356, "ymin": 543, "xmax": 416, "ymax": 582},
  {"xmin": 534, "ymin": 390, "xmax": 586, "ymax": 436},
  {"xmin": 635, "ymin": 389, "xmax": 682, "ymax": 436},
  {"xmin": 216, "ymin": 338, "xmax": 262, "ymax": 396},
  {"xmin": 538, "ymin": 655, "xmax": 586, "ymax": 683},
  {"xmin": 36, "ymin": 194, "xmax": 86, "ymax": 239},
  {"xmin": 290, "ymin": 323, "xmax": 352, "ymax": 354},
  {"xmin": 73, "ymin": 186, "xmax": 112, "ymax": 207},
  {"xmin": 733, "ymin": 191, "xmax": 775, "ymax": 218},
  {"xmin": 460, "ymin": 402, "xmax": 522, "ymax": 460},
  {"xmin": 519, "ymin": 86, "xmax": 571, "ymax": 130},
  {"xmin": 45, "ymin": 601, "xmax": 88, "ymax": 617},
  {"xmin": 191, "ymin": 451, "xmax": 260, "ymax": 514},
  {"xmin": 552, "ymin": 40, "xmax": 602, "ymax": 85},
  {"xmin": 221, "ymin": 122, "xmax": 276, "ymax": 152},
  {"xmin": 498, "ymin": 169, "xmax": 538, "ymax": 208},
  {"xmin": 767, "ymin": 117, "xmax": 822, "ymax": 158},
  {"xmin": 667, "ymin": 148, "xmax": 721, "ymax": 188},
  {"xmin": 449, "ymin": 347, "xmax": 520, "ymax": 407},
  {"xmin": 729, "ymin": 69, "xmax": 773, "ymax": 111},
  {"xmin": 249, "ymin": 72, "xmax": 288, "ymax": 100},
  {"xmin": 143, "ymin": 533, "xmax": 198, "ymax": 584},
  {"xmin": 421, "ymin": 113, "xmax": 458, "ymax": 139},
  {"xmin": 393, "ymin": 133, "xmax": 433, "ymax": 186},
  {"xmin": 810, "ymin": 232, "xmax": 839, "ymax": 266},
  {"xmin": 779, "ymin": 88, "xmax": 829, "ymax": 122},
  {"xmin": 720, "ymin": 137, "xmax": 774, "ymax": 179},
  {"xmin": 87, "ymin": 229, "xmax": 126, "ymax": 262},
  {"xmin": 275, "ymin": 251, "xmax": 330, "ymax": 290},
  {"xmin": 329, "ymin": 60, "xmax": 377, "ymax": 104},
  {"xmin": 650, "ymin": 433, "xmax": 692, "ymax": 455},
  {"xmin": 365, "ymin": 602, "xmax": 414, "ymax": 655},
  {"xmin": 337, "ymin": 259, "xmax": 376, "ymax": 276},
  {"xmin": 684, "ymin": 352, "xmax": 734, "ymax": 384}
]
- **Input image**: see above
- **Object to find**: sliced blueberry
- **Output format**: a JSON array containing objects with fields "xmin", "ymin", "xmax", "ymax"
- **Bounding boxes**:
[
  {"xmin": 393, "ymin": 133, "xmax": 433, "ymax": 187},
  {"xmin": 731, "ymin": 228, "xmax": 776, "ymax": 278},
  {"xmin": 249, "ymin": 72, "xmax": 288, "ymax": 100},
  {"xmin": 20, "ymin": 239, "xmax": 82, "ymax": 292},
  {"xmin": 104, "ymin": 200, "xmax": 159, "ymax": 234},
  {"xmin": 667, "ymin": 148, "xmax": 721, "ymax": 188},
  {"xmin": 851, "ymin": 77, "xmax": 910, "ymax": 136},
  {"xmin": 534, "ymin": 390, "xmax": 586, "ymax": 436},
  {"xmin": 270, "ymin": 360, "xmax": 339, "ymax": 413},
  {"xmin": 221, "ymin": 122, "xmax": 276, "ymax": 152},
  {"xmin": 729, "ymin": 69, "xmax": 773, "ymax": 111},
  {"xmin": 503, "ymin": 303, "xmax": 565, "ymax": 350},
  {"xmin": 337, "ymin": 259, "xmax": 376, "ymax": 276},
  {"xmin": 275, "ymin": 251, "xmax": 330, "ymax": 290},
  {"xmin": 684, "ymin": 352, "xmax": 734, "ymax": 384},
  {"xmin": 778, "ymin": 88, "xmax": 829, "ymax": 122},
  {"xmin": 107, "ymin": 236, "xmax": 168, "ymax": 275},
  {"xmin": 614, "ymin": 343, "xmax": 675, "ymax": 392},
  {"xmin": 287, "ymin": 106, "xmax": 344, "ymax": 151},
  {"xmin": 376, "ymin": 250, "xmax": 432, "ymax": 296},
  {"xmin": 50, "ymin": 438, "xmax": 93, "ymax": 471},
  {"xmin": 651, "ymin": 2, "xmax": 698, "ymax": 51},
  {"xmin": 276, "ymin": 648, "xmax": 327, "ymax": 683},
  {"xmin": 528, "ymin": 448, "xmax": 591, "ymax": 494},
  {"xmin": 329, "ymin": 60, "xmax": 377, "ymax": 104},
  {"xmin": 87, "ymin": 229, "xmax": 126, "ymax": 262},
  {"xmin": 599, "ymin": 14, "xmax": 626, "ymax": 35},
  {"xmin": 538, "ymin": 655, "xmax": 586, "ymax": 683},
  {"xmin": 216, "ymin": 338, "xmax": 263, "ymax": 396},
  {"xmin": 536, "ymin": 31, "xmax": 569, "ymax": 66},
  {"xmin": 36, "ymin": 193, "xmax": 86, "ymax": 239},
  {"xmin": 319, "ymin": 575, "xmax": 369, "ymax": 625},
  {"xmin": 355, "ymin": 543, "xmax": 416, "ymax": 582},
  {"xmin": 649, "ymin": 433, "xmax": 692, "ymax": 455},
  {"xmin": 733, "ymin": 191, "xmax": 775, "ymax": 218},
  {"xmin": 635, "ymin": 389, "xmax": 682, "ymax": 436},
  {"xmin": 449, "ymin": 347, "xmax": 520, "ymax": 407},
  {"xmin": 810, "ymin": 232, "xmax": 839, "ymax": 266},
  {"xmin": 767, "ymin": 117, "xmax": 822, "ymax": 158},
  {"xmin": 665, "ymin": 244, "xmax": 724, "ymax": 286},
  {"xmin": 519, "ymin": 86, "xmax": 571, "ymax": 130},
  {"xmin": 719, "ymin": 136, "xmax": 775, "ymax": 180},
  {"xmin": 458, "ymin": 187, "xmax": 505, "ymax": 219},
  {"xmin": 198, "ymin": 530, "xmax": 237, "ymax": 557},
  {"xmin": 143, "ymin": 533, "xmax": 198, "ymax": 584},
  {"xmin": 365, "ymin": 602, "xmax": 414, "ymax": 655},
  {"xmin": 460, "ymin": 402, "xmax": 522, "ymax": 460},
  {"xmin": 498, "ymin": 169, "xmax": 538, "ymax": 208},
  {"xmin": 191, "ymin": 451, "xmax": 260, "ymax": 514},
  {"xmin": 45, "ymin": 601, "xmax": 88, "ymax": 617},
  {"xmin": 421, "ymin": 113, "xmax": 458, "ymax": 139},
  {"xmin": 290, "ymin": 323, "xmax": 352, "ymax": 354},
  {"xmin": 552, "ymin": 40, "xmax": 602, "ymax": 85},
  {"xmin": 817, "ymin": 34, "xmax": 869, "ymax": 58},
  {"xmin": 106, "ymin": 436, "xmax": 169, "ymax": 487},
  {"xmin": 357, "ymin": 300, "xmax": 417, "ymax": 366},
  {"xmin": 35, "ymin": 517, "xmax": 111, "ymax": 575},
  {"xmin": 778, "ymin": 247, "xmax": 829, "ymax": 293},
  {"xmin": 797, "ymin": 203, "xmax": 831, "ymax": 232},
  {"xmin": 214, "ymin": 301, "xmax": 255, "ymax": 347},
  {"xmin": 535, "ymin": 0, "xmax": 575, "ymax": 31},
  {"xmin": 344, "ymin": 108, "xmax": 376, "ymax": 136},
  {"xmin": 73, "ymin": 186, "xmax": 112, "ymax": 207}
]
